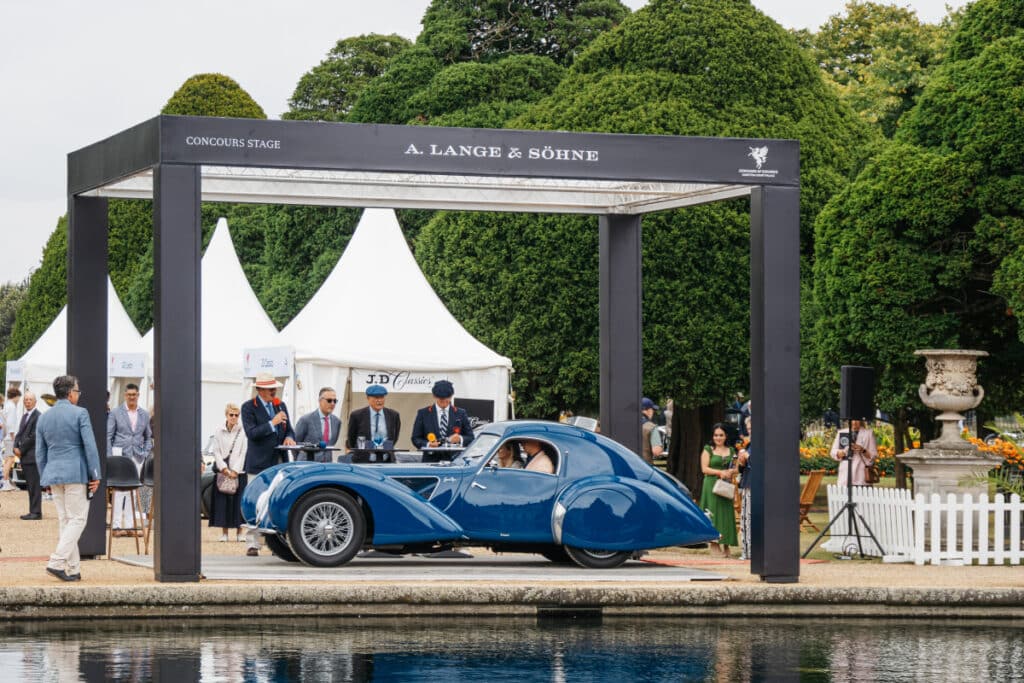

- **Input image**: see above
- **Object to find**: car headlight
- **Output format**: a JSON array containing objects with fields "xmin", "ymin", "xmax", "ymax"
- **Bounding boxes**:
[{"xmin": 255, "ymin": 471, "xmax": 287, "ymax": 526}]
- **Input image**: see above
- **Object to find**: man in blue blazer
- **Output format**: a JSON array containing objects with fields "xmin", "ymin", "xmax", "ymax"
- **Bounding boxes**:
[
  {"xmin": 106, "ymin": 383, "xmax": 153, "ymax": 534},
  {"xmin": 241, "ymin": 372, "xmax": 295, "ymax": 556},
  {"xmin": 411, "ymin": 380, "xmax": 475, "ymax": 449},
  {"xmin": 35, "ymin": 375, "xmax": 101, "ymax": 582},
  {"xmin": 294, "ymin": 386, "xmax": 342, "ymax": 463}
]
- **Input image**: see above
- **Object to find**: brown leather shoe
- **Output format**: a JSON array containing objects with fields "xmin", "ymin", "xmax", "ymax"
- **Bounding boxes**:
[{"xmin": 246, "ymin": 547, "xmax": 259, "ymax": 557}]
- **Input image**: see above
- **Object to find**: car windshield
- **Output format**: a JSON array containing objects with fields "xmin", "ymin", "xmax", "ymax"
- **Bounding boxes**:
[{"xmin": 453, "ymin": 433, "xmax": 498, "ymax": 465}]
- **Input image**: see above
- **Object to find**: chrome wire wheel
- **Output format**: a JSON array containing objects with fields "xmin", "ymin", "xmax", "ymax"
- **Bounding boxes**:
[
  {"xmin": 300, "ymin": 500, "xmax": 354, "ymax": 557},
  {"xmin": 288, "ymin": 489, "xmax": 366, "ymax": 567}
]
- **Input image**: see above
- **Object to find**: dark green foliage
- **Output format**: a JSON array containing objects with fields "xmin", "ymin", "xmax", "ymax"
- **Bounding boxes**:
[
  {"xmin": 416, "ymin": 0, "xmax": 874, "ymax": 416},
  {"xmin": 5, "ymin": 218, "xmax": 67, "ymax": 360},
  {"xmin": 285, "ymin": 34, "xmax": 411, "ymax": 121},
  {"xmin": 946, "ymin": 0, "xmax": 1024, "ymax": 60},
  {"xmin": 419, "ymin": 0, "xmax": 628, "ymax": 65},
  {"xmin": 417, "ymin": 212, "xmax": 600, "ymax": 418},
  {"xmin": 348, "ymin": 46, "xmax": 445, "ymax": 124},
  {"xmin": 811, "ymin": 0, "xmax": 1024, "ymax": 417},
  {"xmin": 163, "ymin": 73, "xmax": 266, "ymax": 118}
]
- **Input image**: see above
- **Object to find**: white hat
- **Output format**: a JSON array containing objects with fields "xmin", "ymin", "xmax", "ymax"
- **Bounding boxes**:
[{"xmin": 252, "ymin": 372, "xmax": 283, "ymax": 389}]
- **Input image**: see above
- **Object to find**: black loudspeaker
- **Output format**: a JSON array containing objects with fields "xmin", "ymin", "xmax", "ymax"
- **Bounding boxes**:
[{"xmin": 840, "ymin": 365, "xmax": 875, "ymax": 420}]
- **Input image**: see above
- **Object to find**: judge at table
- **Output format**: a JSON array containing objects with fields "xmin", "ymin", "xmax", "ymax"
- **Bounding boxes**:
[
  {"xmin": 294, "ymin": 386, "xmax": 342, "ymax": 462},
  {"xmin": 411, "ymin": 380, "xmax": 475, "ymax": 449},
  {"xmin": 347, "ymin": 384, "xmax": 401, "ymax": 450}
]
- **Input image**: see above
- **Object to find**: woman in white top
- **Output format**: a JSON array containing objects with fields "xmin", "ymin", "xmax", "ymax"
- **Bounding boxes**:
[{"xmin": 209, "ymin": 403, "xmax": 248, "ymax": 541}]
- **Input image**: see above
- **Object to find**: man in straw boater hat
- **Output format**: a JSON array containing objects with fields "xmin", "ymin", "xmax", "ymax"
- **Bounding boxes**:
[{"xmin": 240, "ymin": 372, "xmax": 296, "ymax": 556}]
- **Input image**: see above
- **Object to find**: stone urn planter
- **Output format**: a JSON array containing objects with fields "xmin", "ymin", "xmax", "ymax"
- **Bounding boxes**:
[
  {"xmin": 896, "ymin": 349, "xmax": 999, "ymax": 501},
  {"xmin": 915, "ymin": 349, "xmax": 987, "ymax": 449}
]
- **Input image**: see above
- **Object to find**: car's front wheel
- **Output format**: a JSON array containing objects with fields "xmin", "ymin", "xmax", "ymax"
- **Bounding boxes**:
[
  {"xmin": 288, "ymin": 489, "xmax": 365, "ymax": 567},
  {"xmin": 266, "ymin": 534, "xmax": 298, "ymax": 562},
  {"xmin": 564, "ymin": 546, "xmax": 631, "ymax": 569}
]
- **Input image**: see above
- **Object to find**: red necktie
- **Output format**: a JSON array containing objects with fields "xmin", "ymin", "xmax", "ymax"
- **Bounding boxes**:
[{"xmin": 322, "ymin": 415, "xmax": 330, "ymax": 443}]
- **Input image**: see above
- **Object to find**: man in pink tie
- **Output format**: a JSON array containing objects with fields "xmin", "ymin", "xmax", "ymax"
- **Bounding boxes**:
[{"xmin": 294, "ymin": 387, "xmax": 342, "ymax": 463}]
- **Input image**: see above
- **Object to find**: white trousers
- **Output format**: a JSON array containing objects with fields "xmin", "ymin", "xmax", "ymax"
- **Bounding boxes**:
[
  {"xmin": 111, "ymin": 490, "xmax": 145, "ymax": 529},
  {"xmin": 49, "ymin": 483, "xmax": 91, "ymax": 575}
]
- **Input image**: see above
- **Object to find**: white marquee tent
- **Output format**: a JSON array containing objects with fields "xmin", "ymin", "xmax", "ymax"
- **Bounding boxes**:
[
  {"xmin": 142, "ymin": 217, "xmax": 281, "ymax": 441},
  {"xmin": 278, "ymin": 208, "xmax": 512, "ymax": 449},
  {"xmin": 10, "ymin": 278, "xmax": 147, "ymax": 409}
]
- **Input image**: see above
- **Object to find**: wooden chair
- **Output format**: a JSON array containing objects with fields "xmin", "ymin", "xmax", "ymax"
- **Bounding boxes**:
[{"xmin": 799, "ymin": 469, "xmax": 826, "ymax": 532}]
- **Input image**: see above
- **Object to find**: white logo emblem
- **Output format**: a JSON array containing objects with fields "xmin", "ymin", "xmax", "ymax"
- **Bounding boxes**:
[{"xmin": 748, "ymin": 146, "xmax": 768, "ymax": 170}]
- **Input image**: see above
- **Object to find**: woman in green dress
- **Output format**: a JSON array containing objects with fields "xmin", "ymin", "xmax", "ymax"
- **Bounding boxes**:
[{"xmin": 698, "ymin": 423, "xmax": 738, "ymax": 557}]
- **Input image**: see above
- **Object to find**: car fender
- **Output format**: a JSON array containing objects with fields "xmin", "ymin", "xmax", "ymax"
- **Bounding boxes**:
[
  {"xmin": 268, "ymin": 464, "xmax": 465, "ymax": 545},
  {"xmin": 555, "ymin": 477, "xmax": 718, "ymax": 550}
]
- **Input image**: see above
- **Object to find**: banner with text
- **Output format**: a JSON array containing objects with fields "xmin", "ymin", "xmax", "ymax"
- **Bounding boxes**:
[{"xmin": 351, "ymin": 369, "xmax": 449, "ymax": 394}]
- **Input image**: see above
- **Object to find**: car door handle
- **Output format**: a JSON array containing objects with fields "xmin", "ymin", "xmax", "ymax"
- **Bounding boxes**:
[{"xmin": 472, "ymin": 482, "xmax": 487, "ymax": 490}]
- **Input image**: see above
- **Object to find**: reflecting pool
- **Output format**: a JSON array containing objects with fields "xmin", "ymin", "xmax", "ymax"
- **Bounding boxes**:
[{"xmin": 1, "ymin": 617, "xmax": 1021, "ymax": 681}]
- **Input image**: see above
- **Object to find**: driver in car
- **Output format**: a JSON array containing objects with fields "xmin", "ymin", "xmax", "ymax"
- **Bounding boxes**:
[{"xmin": 521, "ymin": 439, "xmax": 554, "ymax": 474}]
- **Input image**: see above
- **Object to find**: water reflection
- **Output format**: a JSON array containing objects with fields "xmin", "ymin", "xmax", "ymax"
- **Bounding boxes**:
[{"xmin": 0, "ymin": 617, "xmax": 1021, "ymax": 682}]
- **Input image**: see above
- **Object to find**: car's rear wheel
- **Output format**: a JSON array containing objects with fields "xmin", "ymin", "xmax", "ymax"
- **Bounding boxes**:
[
  {"xmin": 288, "ymin": 489, "xmax": 365, "ymax": 567},
  {"xmin": 564, "ymin": 546, "xmax": 631, "ymax": 569},
  {"xmin": 266, "ymin": 534, "xmax": 298, "ymax": 562}
]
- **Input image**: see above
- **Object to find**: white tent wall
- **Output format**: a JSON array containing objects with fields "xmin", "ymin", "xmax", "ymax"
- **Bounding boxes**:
[{"xmin": 17, "ymin": 278, "xmax": 147, "ymax": 411}]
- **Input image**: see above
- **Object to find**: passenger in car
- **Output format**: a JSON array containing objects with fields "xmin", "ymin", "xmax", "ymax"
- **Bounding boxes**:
[
  {"xmin": 522, "ymin": 439, "xmax": 555, "ymax": 474},
  {"xmin": 494, "ymin": 443, "xmax": 523, "ymax": 469}
]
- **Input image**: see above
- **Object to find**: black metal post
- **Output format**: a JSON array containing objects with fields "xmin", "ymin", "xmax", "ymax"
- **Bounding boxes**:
[
  {"xmin": 749, "ymin": 186, "xmax": 800, "ymax": 582},
  {"xmin": 67, "ymin": 195, "xmax": 109, "ymax": 557},
  {"xmin": 153, "ymin": 163, "xmax": 202, "ymax": 582},
  {"xmin": 599, "ymin": 214, "xmax": 642, "ymax": 456}
]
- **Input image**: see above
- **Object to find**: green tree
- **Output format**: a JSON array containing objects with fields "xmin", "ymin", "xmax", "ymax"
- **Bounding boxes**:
[
  {"xmin": 0, "ymin": 277, "xmax": 30, "ymax": 380},
  {"xmin": 811, "ymin": 0, "xmax": 1024, "ymax": 439},
  {"xmin": 163, "ymin": 73, "xmax": 266, "ymax": 118},
  {"xmin": 414, "ymin": 0, "xmax": 874, "ymax": 491},
  {"xmin": 420, "ymin": 0, "xmax": 628, "ymax": 65},
  {"xmin": 5, "ymin": 218, "xmax": 67, "ymax": 361},
  {"xmin": 285, "ymin": 34, "xmax": 410, "ymax": 122},
  {"xmin": 795, "ymin": 1, "xmax": 949, "ymax": 137}
]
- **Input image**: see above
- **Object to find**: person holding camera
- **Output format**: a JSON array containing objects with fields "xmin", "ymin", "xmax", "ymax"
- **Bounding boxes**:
[{"xmin": 829, "ymin": 419, "xmax": 877, "ymax": 487}]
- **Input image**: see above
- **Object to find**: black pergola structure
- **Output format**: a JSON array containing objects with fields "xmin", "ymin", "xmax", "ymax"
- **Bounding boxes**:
[{"xmin": 68, "ymin": 116, "xmax": 800, "ymax": 582}]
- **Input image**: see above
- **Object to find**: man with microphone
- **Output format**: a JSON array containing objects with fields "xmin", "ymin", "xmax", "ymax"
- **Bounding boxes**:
[
  {"xmin": 241, "ymin": 372, "xmax": 296, "ymax": 556},
  {"xmin": 829, "ymin": 419, "xmax": 877, "ymax": 487}
]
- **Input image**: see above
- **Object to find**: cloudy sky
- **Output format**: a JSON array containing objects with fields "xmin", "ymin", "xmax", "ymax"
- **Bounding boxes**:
[{"xmin": 0, "ymin": 0, "xmax": 966, "ymax": 284}]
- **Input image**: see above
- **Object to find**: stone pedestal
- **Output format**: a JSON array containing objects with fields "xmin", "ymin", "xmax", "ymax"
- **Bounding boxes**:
[{"xmin": 896, "ymin": 444, "xmax": 997, "ymax": 501}]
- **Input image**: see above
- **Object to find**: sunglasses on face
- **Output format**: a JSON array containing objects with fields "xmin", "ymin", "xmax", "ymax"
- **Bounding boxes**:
[
  {"xmin": 227, "ymin": 413, "xmax": 240, "ymax": 417},
  {"xmin": 323, "ymin": 398, "xmax": 338, "ymax": 404}
]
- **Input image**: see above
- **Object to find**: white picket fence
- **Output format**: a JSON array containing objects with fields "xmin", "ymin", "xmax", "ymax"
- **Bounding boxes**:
[
  {"xmin": 822, "ymin": 485, "xmax": 915, "ymax": 561},
  {"xmin": 822, "ymin": 485, "xmax": 1024, "ymax": 565},
  {"xmin": 913, "ymin": 492, "xmax": 1023, "ymax": 566}
]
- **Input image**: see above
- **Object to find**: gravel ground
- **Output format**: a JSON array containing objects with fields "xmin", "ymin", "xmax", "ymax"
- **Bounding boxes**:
[{"xmin": 1, "ymin": 489, "xmax": 1021, "ymax": 590}]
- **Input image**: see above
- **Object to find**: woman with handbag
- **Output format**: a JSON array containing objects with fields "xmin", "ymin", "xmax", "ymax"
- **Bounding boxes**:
[
  {"xmin": 698, "ymin": 423, "xmax": 738, "ymax": 557},
  {"xmin": 210, "ymin": 403, "xmax": 248, "ymax": 542}
]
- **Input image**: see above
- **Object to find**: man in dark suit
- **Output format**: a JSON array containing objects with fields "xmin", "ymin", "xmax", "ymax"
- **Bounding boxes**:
[
  {"xmin": 13, "ymin": 391, "xmax": 41, "ymax": 520},
  {"xmin": 241, "ymin": 372, "xmax": 295, "ymax": 556},
  {"xmin": 346, "ymin": 384, "xmax": 401, "ymax": 450},
  {"xmin": 411, "ymin": 380, "xmax": 475, "ymax": 449},
  {"xmin": 294, "ymin": 386, "xmax": 342, "ymax": 462}
]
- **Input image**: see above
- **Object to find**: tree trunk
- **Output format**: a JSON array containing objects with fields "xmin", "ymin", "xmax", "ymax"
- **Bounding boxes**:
[{"xmin": 669, "ymin": 399, "xmax": 726, "ymax": 500}]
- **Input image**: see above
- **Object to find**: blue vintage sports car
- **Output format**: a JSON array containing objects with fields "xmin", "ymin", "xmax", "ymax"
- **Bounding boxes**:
[{"xmin": 241, "ymin": 420, "xmax": 717, "ymax": 568}]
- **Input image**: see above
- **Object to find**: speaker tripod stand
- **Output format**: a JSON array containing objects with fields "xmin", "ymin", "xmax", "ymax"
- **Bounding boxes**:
[{"xmin": 802, "ymin": 420, "xmax": 885, "ymax": 559}]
